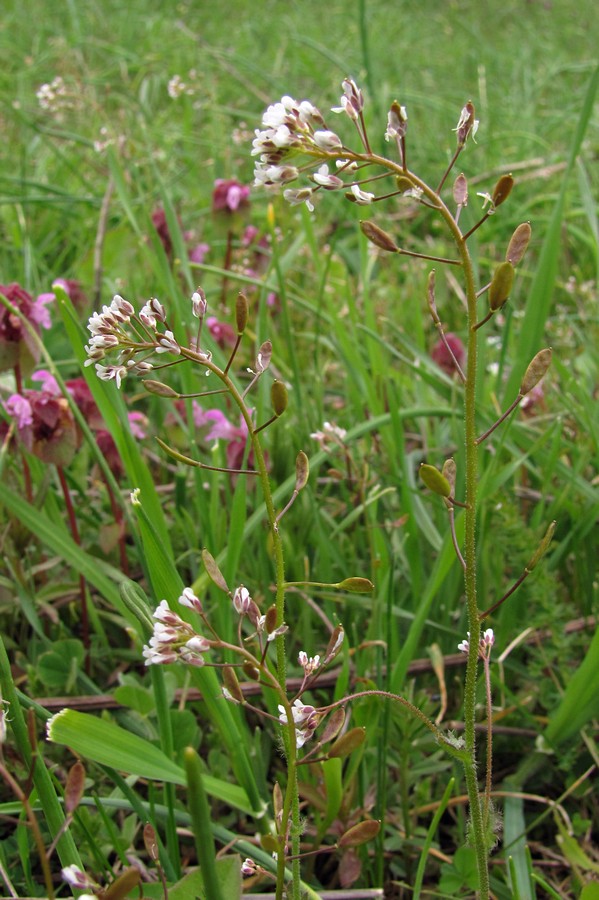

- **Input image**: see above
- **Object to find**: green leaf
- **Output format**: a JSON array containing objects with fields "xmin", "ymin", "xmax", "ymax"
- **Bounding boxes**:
[
  {"xmin": 544, "ymin": 621, "xmax": 599, "ymax": 745},
  {"xmin": 47, "ymin": 709, "xmax": 253, "ymax": 814},
  {"xmin": 37, "ymin": 639, "xmax": 85, "ymax": 692}
]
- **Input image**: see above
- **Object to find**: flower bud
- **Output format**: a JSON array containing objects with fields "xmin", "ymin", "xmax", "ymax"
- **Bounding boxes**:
[
  {"xmin": 222, "ymin": 665, "xmax": 244, "ymax": 703},
  {"xmin": 201, "ymin": 548, "xmax": 230, "ymax": 593},
  {"xmin": 360, "ymin": 220, "xmax": 398, "ymax": 253},
  {"xmin": 142, "ymin": 379, "xmax": 180, "ymax": 398},
  {"xmin": 236, "ymin": 292, "xmax": 249, "ymax": 334},
  {"xmin": 295, "ymin": 451, "xmax": 309, "ymax": 491},
  {"xmin": 520, "ymin": 348, "xmax": 552, "ymax": 396},
  {"xmin": 488, "ymin": 261, "xmax": 515, "ymax": 311},
  {"xmin": 453, "ymin": 173, "xmax": 468, "ymax": 207},
  {"xmin": 506, "ymin": 222, "xmax": 532, "ymax": 265},
  {"xmin": 271, "ymin": 380, "xmax": 288, "ymax": 416},
  {"xmin": 335, "ymin": 577, "xmax": 374, "ymax": 593},
  {"xmin": 491, "ymin": 173, "xmax": 514, "ymax": 208},
  {"xmin": 420, "ymin": 464, "xmax": 451, "ymax": 498},
  {"xmin": 328, "ymin": 726, "xmax": 366, "ymax": 759},
  {"xmin": 338, "ymin": 819, "xmax": 381, "ymax": 848}
]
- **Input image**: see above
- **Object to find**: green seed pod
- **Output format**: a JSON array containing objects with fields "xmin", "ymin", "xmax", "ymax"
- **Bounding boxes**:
[
  {"xmin": 420, "ymin": 464, "xmax": 451, "ymax": 498},
  {"xmin": 236, "ymin": 292, "xmax": 249, "ymax": 334},
  {"xmin": 453, "ymin": 172, "xmax": 468, "ymax": 207},
  {"xmin": 338, "ymin": 819, "xmax": 381, "ymax": 848},
  {"xmin": 103, "ymin": 868, "xmax": 141, "ymax": 900},
  {"xmin": 396, "ymin": 175, "xmax": 415, "ymax": 193},
  {"xmin": 271, "ymin": 380, "xmax": 288, "ymax": 416},
  {"xmin": 491, "ymin": 173, "xmax": 514, "ymax": 208},
  {"xmin": 142, "ymin": 379, "xmax": 179, "ymax": 398},
  {"xmin": 295, "ymin": 451, "xmax": 309, "ymax": 491},
  {"xmin": 360, "ymin": 220, "xmax": 398, "ymax": 253},
  {"xmin": 320, "ymin": 708, "xmax": 346, "ymax": 744},
  {"xmin": 520, "ymin": 348, "xmax": 552, "ymax": 395},
  {"xmin": 201, "ymin": 548, "xmax": 230, "ymax": 593},
  {"xmin": 488, "ymin": 261, "xmax": 515, "ymax": 311},
  {"xmin": 506, "ymin": 222, "xmax": 532, "ymax": 265},
  {"xmin": 527, "ymin": 520, "xmax": 556, "ymax": 571},
  {"xmin": 336, "ymin": 576, "xmax": 375, "ymax": 593},
  {"xmin": 328, "ymin": 726, "xmax": 366, "ymax": 759},
  {"xmin": 260, "ymin": 833, "xmax": 278, "ymax": 853},
  {"xmin": 223, "ymin": 665, "xmax": 244, "ymax": 703},
  {"xmin": 441, "ymin": 458, "xmax": 457, "ymax": 496}
]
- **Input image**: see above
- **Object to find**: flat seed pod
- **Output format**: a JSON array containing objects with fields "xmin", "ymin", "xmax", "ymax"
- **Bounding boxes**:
[
  {"xmin": 271, "ymin": 380, "xmax": 288, "ymax": 416},
  {"xmin": 339, "ymin": 819, "xmax": 381, "ymax": 848},
  {"xmin": 492, "ymin": 173, "xmax": 514, "ymax": 207},
  {"xmin": 295, "ymin": 451, "xmax": 309, "ymax": 491},
  {"xmin": 506, "ymin": 222, "xmax": 532, "ymax": 265},
  {"xmin": 201, "ymin": 548, "xmax": 230, "ymax": 593},
  {"xmin": 420, "ymin": 464, "xmax": 451, "ymax": 498},
  {"xmin": 520, "ymin": 348, "xmax": 552, "ymax": 395},
  {"xmin": 489, "ymin": 261, "xmax": 515, "ymax": 311},
  {"xmin": 453, "ymin": 172, "xmax": 468, "ymax": 206},
  {"xmin": 328, "ymin": 727, "xmax": 366, "ymax": 759},
  {"xmin": 236, "ymin": 292, "xmax": 249, "ymax": 334},
  {"xmin": 360, "ymin": 220, "xmax": 398, "ymax": 252}
]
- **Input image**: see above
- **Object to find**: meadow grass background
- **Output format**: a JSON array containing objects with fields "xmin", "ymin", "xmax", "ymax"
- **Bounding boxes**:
[{"xmin": 1, "ymin": 0, "xmax": 598, "ymax": 897}]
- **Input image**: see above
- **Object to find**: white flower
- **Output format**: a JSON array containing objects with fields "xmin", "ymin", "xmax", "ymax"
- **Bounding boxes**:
[
  {"xmin": 179, "ymin": 587, "xmax": 202, "ymax": 614},
  {"xmin": 233, "ymin": 585, "xmax": 251, "ymax": 615},
  {"xmin": 313, "ymin": 130, "xmax": 342, "ymax": 152},
  {"xmin": 298, "ymin": 651, "xmax": 320, "ymax": 675},
  {"xmin": 312, "ymin": 165, "xmax": 344, "ymax": 190},
  {"xmin": 191, "ymin": 289, "xmax": 207, "ymax": 318},
  {"xmin": 156, "ymin": 330, "xmax": 181, "ymax": 354},
  {"xmin": 350, "ymin": 184, "xmax": 375, "ymax": 205},
  {"xmin": 283, "ymin": 188, "xmax": 315, "ymax": 212},
  {"xmin": 95, "ymin": 364, "xmax": 127, "ymax": 388}
]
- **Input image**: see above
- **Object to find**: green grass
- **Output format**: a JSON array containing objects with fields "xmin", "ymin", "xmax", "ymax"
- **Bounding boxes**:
[{"xmin": 1, "ymin": 1, "xmax": 598, "ymax": 897}]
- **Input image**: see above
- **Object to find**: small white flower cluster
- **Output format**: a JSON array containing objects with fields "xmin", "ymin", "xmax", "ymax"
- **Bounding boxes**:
[
  {"xmin": 252, "ymin": 91, "xmax": 348, "ymax": 211},
  {"xmin": 278, "ymin": 698, "xmax": 319, "ymax": 749},
  {"xmin": 167, "ymin": 70, "xmax": 199, "ymax": 99},
  {"xmin": 84, "ymin": 290, "xmax": 214, "ymax": 390},
  {"xmin": 36, "ymin": 76, "xmax": 72, "ymax": 113},
  {"xmin": 298, "ymin": 650, "xmax": 320, "ymax": 676},
  {"xmin": 143, "ymin": 594, "xmax": 210, "ymax": 666},
  {"xmin": 310, "ymin": 420, "xmax": 347, "ymax": 450},
  {"xmin": 458, "ymin": 627, "xmax": 495, "ymax": 660}
]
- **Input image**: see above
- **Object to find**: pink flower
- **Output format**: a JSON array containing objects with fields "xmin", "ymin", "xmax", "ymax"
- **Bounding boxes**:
[
  {"xmin": 128, "ymin": 410, "xmax": 147, "ymax": 440},
  {"xmin": 188, "ymin": 241, "xmax": 210, "ymax": 264},
  {"xmin": 206, "ymin": 316, "xmax": 237, "ymax": 349},
  {"xmin": 212, "ymin": 179, "xmax": 251, "ymax": 213},
  {"xmin": 0, "ymin": 283, "xmax": 47, "ymax": 374},
  {"xmin": 151, "ymin": 207, "xmax": 173, "ymax": 258},
  {"xmin": 53, "ymin": 278, "xmax": 88, "ymax": 312},
  {"xmin": 431, "ymin": 332, "xmax": 465, "ymax": 377},
  {"xmin": 31, "ymin": 369, "xmax": 60, "ymax": 395},
  {"xmin": 4, "ymin": 390, "xmax": 78, "ymax": 466},
  {"xmin": 30, "ymin": 293, "xmax": 54, "ymax": 330}
]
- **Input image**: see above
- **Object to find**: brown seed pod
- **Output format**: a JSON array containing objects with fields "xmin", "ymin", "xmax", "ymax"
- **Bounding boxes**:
[
  {"xmin": 328, "ymin": 726, "xmax": 366, "ymax": 759},
  {"xmin": 441, "ymin": 458, "xmax": 457, "ymax": 496},
  {"xmin": 201, "ymin": 548, "xmax": 230, "ymax": 593},
  {"xmin": 360, "ymin": 220, "xmax": 398, "ymax": 252},
  {"xmin": 142, "ymin": 379, "xmax": 179, "ymax": 398},
  {"xmin": 338, "ymin": 819, "xmax": 381, "ymax": 848},
  {"xmin": 520, "ymin": 348, "xmax": 552, "ymax": 396},
  {"xmin": 223, "ymin": 665, "xmax": 244, "ymax": 703},
  {"xmin": 453, "ymin": 173, "xmax": 468, "ymax": 206},
  {"xmin": 295, "ymin": 451, "xmax": 309, "ymax": 491},
  {"xmin": 491, "ymin": 173, "xmax": 514, "ymax": 207},
  {"xmin": 236, "ymin": 292, "xmax": 249, "ymax": 334},
  {"xmin": 506, "ymin": 222, "xmax": 532, "ymax": 265}
]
